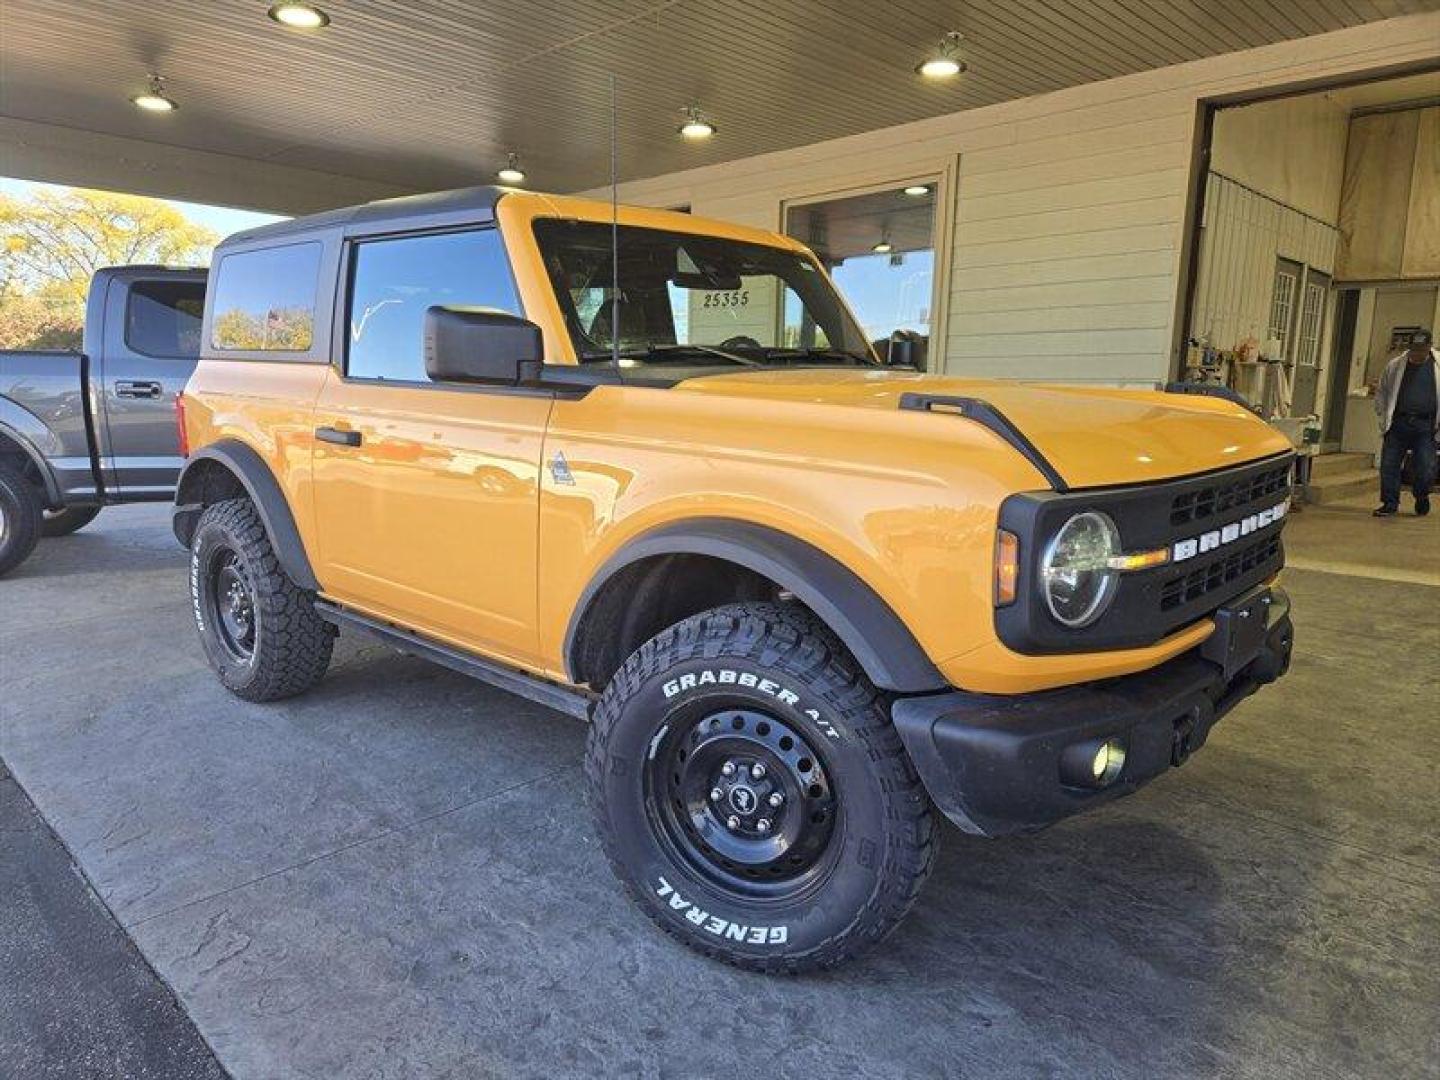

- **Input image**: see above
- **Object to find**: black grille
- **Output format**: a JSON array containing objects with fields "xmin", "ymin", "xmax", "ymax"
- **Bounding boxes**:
[
  {"xmin": 1159, "ymin": 535, "xmax": 1282, "ymax": 612},
  {"xmin": 997, "ymin": 451, "xmax": 1293, "ymax": 655},
  {"xmin": 1170, "ymin": 464, "xmax": 1291, "ymax": 527}
]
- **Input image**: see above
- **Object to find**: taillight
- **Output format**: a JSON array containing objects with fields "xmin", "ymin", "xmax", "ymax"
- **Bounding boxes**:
[{"xmin": 175, "ymin": 391, "xmax": 190, "ymax": 457}]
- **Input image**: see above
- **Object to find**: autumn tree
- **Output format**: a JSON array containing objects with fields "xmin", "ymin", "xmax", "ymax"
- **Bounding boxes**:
[{"xmin": 0, "ymin": 187, "xmax": 218, "ymax": 349}]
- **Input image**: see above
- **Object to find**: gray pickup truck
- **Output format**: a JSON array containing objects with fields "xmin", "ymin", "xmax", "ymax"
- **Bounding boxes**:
[{"xmin": 0, "ymin": 265, "xmax": 206, "ymax": 577}]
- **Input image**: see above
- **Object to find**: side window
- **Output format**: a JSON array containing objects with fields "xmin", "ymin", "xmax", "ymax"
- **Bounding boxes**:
[
  {"xmin": 127, "ymin": 280, "xmax": 205, "ymax": 358},
  {"xmin": 210, "ymin": 242, "xmax": 322, "ymax": 352},
  {"xmin": 347, "ymin": 229, "xmax": 520, "ymax": 382}
]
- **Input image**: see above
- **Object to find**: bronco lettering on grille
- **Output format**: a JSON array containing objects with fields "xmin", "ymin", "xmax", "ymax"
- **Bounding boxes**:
[{"xmin": 1171, "ymin": 499, "xmax": 1288, "ymax": 563}]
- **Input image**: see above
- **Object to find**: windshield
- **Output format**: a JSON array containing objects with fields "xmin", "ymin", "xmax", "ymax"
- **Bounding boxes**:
[{"xmin": 533, "ymin": 220, "xmax": 875, "ymax": 368}]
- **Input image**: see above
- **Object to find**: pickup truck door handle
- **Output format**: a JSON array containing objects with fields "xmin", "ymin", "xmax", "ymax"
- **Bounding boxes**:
[
  {"xmin": 315, "ymin": 426, "xmax": 362, "ymax": 447},
  {"xmin": 115, "ymin": 380, "xmax": 163, "ymax": 399}
]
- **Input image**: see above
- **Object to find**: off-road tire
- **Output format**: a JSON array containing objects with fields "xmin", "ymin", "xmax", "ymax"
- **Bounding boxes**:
[
  {"xmin": 586, "ymin": 602, "xmax": 938, "ymax": 973},
  {"xmin": 0, "ymin": 457, "xmax": 42, "ymax": 578},
  {"xmin": 189, "ymin": 498, "xmax": 335, "ymax": 701},
  {"xmin": 41, "ymin": 504, "xmax": 102, "ymax": 538}
]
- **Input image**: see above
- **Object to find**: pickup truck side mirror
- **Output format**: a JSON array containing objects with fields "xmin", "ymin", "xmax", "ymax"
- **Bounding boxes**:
[{"xmin": 424, "ymin": 306, "xmax": 543, "ymax": 386}]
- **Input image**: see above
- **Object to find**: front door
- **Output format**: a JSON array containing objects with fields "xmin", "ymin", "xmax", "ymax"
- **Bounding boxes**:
[{"xmin": 309, "ymin": 227, "xmax": 552, "ymax": 667}]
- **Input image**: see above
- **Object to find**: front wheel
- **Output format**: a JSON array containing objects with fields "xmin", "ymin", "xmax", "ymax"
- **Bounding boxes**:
[
  {"xmin": 586, "ymin": 602, "xmax": 937, "ymax": 973},
  {"xmin": 189, "ymin": 498, "xmax": 335, "ymax": 702}
]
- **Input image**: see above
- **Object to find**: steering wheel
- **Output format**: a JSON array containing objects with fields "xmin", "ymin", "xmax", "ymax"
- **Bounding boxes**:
[{"xmin": 718, "ymin": 335, "xmax": 763, "ymax": 351}]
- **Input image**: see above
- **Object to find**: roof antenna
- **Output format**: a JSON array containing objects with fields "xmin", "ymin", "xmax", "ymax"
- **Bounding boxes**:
[{"xmin": 609, "ymin": 72, "xmax": 621, "ymax": 376}]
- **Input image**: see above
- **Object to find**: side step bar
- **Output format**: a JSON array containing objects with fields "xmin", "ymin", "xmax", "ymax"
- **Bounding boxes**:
[{"xmin": 315, "ymin": 601, "xmax": 595, "ymax": 721}]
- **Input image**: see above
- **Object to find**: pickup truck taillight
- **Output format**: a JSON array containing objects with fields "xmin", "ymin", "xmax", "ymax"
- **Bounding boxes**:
[{"xmin": 175, "ymin": 391, "xmax": 189, "ymax": 457}]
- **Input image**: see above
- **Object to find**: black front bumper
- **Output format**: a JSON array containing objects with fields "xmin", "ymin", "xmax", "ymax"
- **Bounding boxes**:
[{"xmin": 892, "ymin": 591, "xmax": 1293, "ymax": 837}]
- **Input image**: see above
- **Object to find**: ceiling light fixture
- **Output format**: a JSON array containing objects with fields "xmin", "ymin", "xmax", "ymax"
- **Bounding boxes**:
[
  {"xmin": 497, "ymin": 153, "xmax": 526, "ymax": 184},
  {"xmin": 678, "ymin": 105, "xmax": 717, "ymax": 140},
  {"xmin": 903, "ymin": 184, "xmax": 931, "ymax": 196},
  {"xmin": 131, "ymin": 74, "xmax": 178, "ymax": 113},
  {"xmin": 872, "ymin": 239, "xmax": 894, "ymax": 254},
  {"xmin": 917, "ymin": 31, "xmax": 967, "ymax": 79},
  {"xmin": 268, "ymin": 3, "xmax": 330, "ymax": 28}
]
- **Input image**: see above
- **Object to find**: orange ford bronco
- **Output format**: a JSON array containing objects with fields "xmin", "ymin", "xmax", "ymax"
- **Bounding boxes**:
[{"xmin": 174, "ymin": 187, "xmax": 1294, "ymax": 972}]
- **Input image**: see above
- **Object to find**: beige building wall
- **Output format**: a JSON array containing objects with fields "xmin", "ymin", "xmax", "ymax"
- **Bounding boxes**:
[{"xmin": 587, "ymin": 12, "xmax": 1440, "ymax": 385}]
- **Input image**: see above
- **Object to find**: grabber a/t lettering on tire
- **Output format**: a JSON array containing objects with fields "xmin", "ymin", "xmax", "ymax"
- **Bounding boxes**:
[
  {"xmin": 585, "ymin": 602, "xmax": 938, "ymax": 972},
  {"xmin": 189, "ymin": 497, "xmax": 335, "ymax": 702}
]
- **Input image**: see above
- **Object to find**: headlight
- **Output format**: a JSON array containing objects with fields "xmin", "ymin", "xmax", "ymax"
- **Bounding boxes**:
[{"xmin": 1041, "ymin": 511, "xmax": 1121, "ymax": 628}]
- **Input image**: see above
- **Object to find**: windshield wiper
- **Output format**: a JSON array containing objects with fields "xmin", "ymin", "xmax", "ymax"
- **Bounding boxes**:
[
  {"xmin": 581, "ymin": 343, "xmax": 762, "ymax": 367},
  {"xmin": 760, "ymin": 346, "xmax": 876, "ymax": 366}
]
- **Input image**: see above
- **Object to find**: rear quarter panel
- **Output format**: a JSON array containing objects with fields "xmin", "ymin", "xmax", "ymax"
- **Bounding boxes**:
[
  {"xmin": 181, "ymin": 359, "xmax": 329, "ymax": 559},
  {"xmin": 0, "ymin": 349, "xmax": 95, "ymax": 503}
]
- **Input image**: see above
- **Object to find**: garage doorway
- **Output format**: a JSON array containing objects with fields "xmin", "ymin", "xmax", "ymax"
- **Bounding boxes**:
[{"xmin": 1183, "ymin": 69, "xmax": 1439, "ymax": 500}]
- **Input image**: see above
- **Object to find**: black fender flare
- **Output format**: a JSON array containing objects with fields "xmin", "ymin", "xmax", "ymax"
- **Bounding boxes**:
[
  {"xmin": 565, "ymin": 518, "xmax": 946, "ymax": 693},
  {"xmin": 171, "ymin": 440, "xmax": 319, "ymax": 591}
]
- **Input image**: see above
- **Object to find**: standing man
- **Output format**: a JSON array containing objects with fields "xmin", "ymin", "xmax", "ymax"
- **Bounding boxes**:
[{"xmin": 1374, "ymin": 328, "xmax": 1438, "ymax": 517}]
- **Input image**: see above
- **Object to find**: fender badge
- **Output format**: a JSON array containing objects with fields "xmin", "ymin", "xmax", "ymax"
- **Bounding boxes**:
[{"xmin": 550, "ymin": 450, "xmax": 575, "ymax": 486}]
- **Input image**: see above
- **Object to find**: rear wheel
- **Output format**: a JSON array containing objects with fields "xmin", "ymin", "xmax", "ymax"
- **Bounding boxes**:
[
  {"xmin": 586, "ymin": 602, "xmax": 937, "ymax": 973},
  {"xmin": 190, "ymin": 498, "xmax": 335, "ymax": 701},
  {"xmin": 0, "ymin": 458, "xmax": 42, "ymax": 578},
  {"xmin": 42, "ymin": 504, "xmax": 101, "ymax": 538}
]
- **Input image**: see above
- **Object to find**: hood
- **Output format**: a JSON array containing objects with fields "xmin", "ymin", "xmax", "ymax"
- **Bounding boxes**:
[{"xmin": 675, "ymin": 368, "xmax": 1291, "ymax": 489}]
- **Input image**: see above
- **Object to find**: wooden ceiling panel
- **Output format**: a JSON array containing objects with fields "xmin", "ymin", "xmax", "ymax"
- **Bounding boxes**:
[{"xmin": 1, "ymin": 0, "xmax": 1435, "ymax": 200}]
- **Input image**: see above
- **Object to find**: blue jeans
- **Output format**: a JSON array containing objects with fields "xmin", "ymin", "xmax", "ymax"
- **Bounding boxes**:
[{"xmin": 1379, "ymin": 414, "xmax": 1437, "ymax": 508}]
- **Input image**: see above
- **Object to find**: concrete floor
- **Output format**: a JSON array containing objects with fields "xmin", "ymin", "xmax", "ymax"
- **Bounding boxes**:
[
  {"xmin": 1, "ymin": 499, "xmax": 1436, "ymax": 1079},
  {"xmin": 0, "ymin": 761, "xmax": 226, "ymax": 1079}
]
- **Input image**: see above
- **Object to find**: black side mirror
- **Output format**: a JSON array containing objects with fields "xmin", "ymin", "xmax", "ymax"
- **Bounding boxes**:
[{"xmin": 424, "ymin": 306, "xmax": 543, "ymax": 385}]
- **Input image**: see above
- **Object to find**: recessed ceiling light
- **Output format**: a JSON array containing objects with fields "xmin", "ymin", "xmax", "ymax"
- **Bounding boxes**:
[
  {"xmin": 678, "ymin": 105, "xmax": 716, "ymax": 140},
  {"xmin": 497, "ymin": 153, "xmax": 526, "ymax": 184},
  {"xmin": 917, "ymin": 31, "xmax": 967, "ymax": 79},
  {"xmin": 268, "ymin": 3, "xmax": 330, "ymax": 29},
  {"xmin": 903, "ymin": 185, "xmax": 931, "ymax": 196},
  {"xmin": 872, "ymin": 240, "xmax": 894, "ymax": 254},
  {"xmin": 131, "ymin": 74, "xmax": 177, "ymax": 113}
]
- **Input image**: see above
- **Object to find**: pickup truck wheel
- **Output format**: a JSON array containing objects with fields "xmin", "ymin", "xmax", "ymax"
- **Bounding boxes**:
[
  {"xmin": 586, "ymin": 602, "xmax": 937, "ymax": 973},
  {"xmin": 41, "ymin": 504, "xmax": 102, "ymax": 538},
  {"xmin": 0, "ymin": 458, "xmax": 43, "ymax": 578},
  {"xmin": 190, "ymin": 498, "xmax": 335, "ymax": 702}
]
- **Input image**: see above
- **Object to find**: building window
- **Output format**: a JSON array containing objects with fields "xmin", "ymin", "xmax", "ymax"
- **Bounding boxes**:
[
  {"xmin": 1295, "ymin": 272, "xmax": 1330, "ymax": 367},
  {"xmin": 784, "ymin": 182, "xmax": 938, "ymax": 368},
  {"xmin": 126, "ymin": 279, "xmax": 205, "ymax": 358},
  {"xmin": 210, "ymin": 242, "xmax": 322, "ymax": 352},
  {"xmin": 346, "ymin": 229, "xmax": 520, "ymax": 382},
  {"xmin": 1268, "ymin": 258, "xmax": 1302, "ymax": 360}
]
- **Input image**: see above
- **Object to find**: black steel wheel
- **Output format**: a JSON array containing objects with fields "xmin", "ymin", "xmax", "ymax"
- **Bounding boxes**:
[
  {"xmin": 208, "ymin": 548, "xmax": 258, "ymax": 664},
  {"xmin": 646, "ymin": 707, "xmax": 840, "ymax": 900},
  {"xmin": 587, "ymin": 602, "xmax": 938, "ymax": 973}
]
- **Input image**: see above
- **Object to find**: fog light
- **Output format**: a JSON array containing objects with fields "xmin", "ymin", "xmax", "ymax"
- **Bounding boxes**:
[
  {"xmin": 1060, "ymin": 736, "xmax": 1128, "ymax": 788},
  {"xmin": 1091, "ymin": 739, "xmax": 1126, "ymax": 785}
]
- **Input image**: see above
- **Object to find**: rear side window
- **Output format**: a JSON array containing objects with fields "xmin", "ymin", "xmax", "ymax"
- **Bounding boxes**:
[
  {"xmin": 210, "ymin": 242, "xmax": 322, "ymax": 352},
  {"xmin": 126, "ymin": 280, "xmax": 205, "ymax": 358},
  {"xmin": 347, "ymin": 229, "xmax": 520, "ymax": 381}
]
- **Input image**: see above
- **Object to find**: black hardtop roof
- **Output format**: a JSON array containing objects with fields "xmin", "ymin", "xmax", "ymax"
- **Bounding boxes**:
[{"xmin": 218, "ymin": 185, "xmax": 509, "ymax": 249}]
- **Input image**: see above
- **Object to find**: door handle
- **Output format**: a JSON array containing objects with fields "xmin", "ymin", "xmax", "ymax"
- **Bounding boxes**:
[
  {"xmin": 315, "ymin": 426, "xmax": 362, "ymax": 447},
  {"xmin": 116, "ymin": 380, "xmax": 163, "ymax": 399}
]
